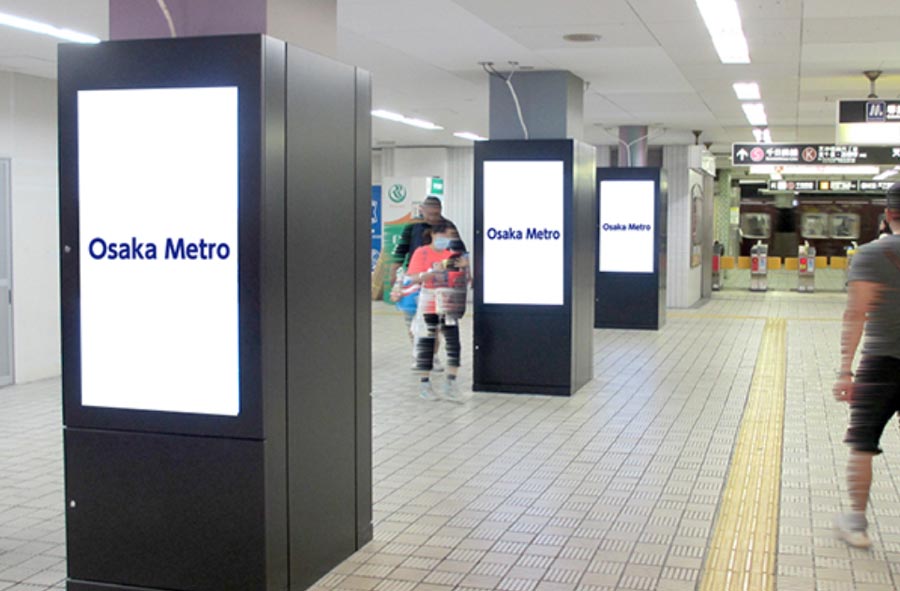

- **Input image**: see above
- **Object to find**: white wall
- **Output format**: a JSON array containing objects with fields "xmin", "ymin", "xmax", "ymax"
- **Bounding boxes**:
[
  {"xmin": 374, "ymin": 146, "xmax": 474, "ymax": 253},
  {"xmin": 0, "ymin": 72, "xmax": 60, "ymax": 383}
]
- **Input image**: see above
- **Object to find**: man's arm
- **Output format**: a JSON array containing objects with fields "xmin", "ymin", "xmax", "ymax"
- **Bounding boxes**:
[
  {"xmin": 834, "ymin": 279, "xmax": 881, "ymax": 401},
  {"xmin": 389, "ymin": 223, "xmax": 415, "ymax": 281}
]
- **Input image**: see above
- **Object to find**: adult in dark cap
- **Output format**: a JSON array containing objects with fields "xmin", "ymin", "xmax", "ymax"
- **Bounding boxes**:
[
  {"xmin": 388, "ymin": 196, "xmax": 466, "ymax": 368},
  {"xmin": 391, "ymin": 196, "xmax": 465, "ymax": 274},
  {"xmin": 833, "ymin": 182, "xmax": 900, "ymax": 548}
]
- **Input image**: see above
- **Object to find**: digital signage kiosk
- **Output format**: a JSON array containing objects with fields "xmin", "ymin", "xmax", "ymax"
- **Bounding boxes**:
[
  {"xmin": 474, "ymin": 140, "xmax": 595, "ymax": 395},
  {"xmin": 59, "ymin": 35, "xmax": 372, "ymax": 591},
  {"xmin": 595, "ymin": 167, "xmax": 667, "ymax": 330}
]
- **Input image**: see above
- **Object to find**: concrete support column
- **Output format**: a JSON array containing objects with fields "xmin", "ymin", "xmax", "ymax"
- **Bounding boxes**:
[
  {"xmin": 662, "ymin": 145, "xmax": 702, "ymax": 308},
  {"xmin": 617, "ymin": 125, "xmax": 649, "ymax": 167},
  {"xmin": 489, "ymin": 70, "xmax": 584, "ymax": 140},
  {"xmin": 109, "ymin": 0, "xmax": 336, "ymax": 56}
]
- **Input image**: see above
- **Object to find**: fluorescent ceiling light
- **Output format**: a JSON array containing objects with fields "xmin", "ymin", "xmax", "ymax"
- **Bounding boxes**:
[
  {"xmin": 749, "ymin": 165, "xmax": 880, "ymax": 176},
  {"xmin": 371, "ymin": 109, "xmax": 443, "ymax": 131},
  {"xmin": 873, "ymin": 167, "xmax": 900, "ymax": 181},
  {"xmin": 733, "ymin": 82, "xmax": 761, "ymax": 100},
  {"xmin": 752, "ymin": 128, "xmax": 772, "ymax": 143},
  {"xmin": 0, "ymin": 10, "xmax": 100, "ymax": 44},
  {"xmin": 695, "ymin": 0, "xmax": 750, "ymax": 64},
  {"xmin": 742, "ymin": 102, "xmax": 767, "ymax": 126},
  {"xmin": 453, "ymin": 131, "xmax": 487, "ymax": 141}
]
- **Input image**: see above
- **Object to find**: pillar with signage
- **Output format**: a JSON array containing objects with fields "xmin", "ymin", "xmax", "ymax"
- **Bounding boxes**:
[
  {"xmin": 595, "ymin": 168, "xmax": 667, "ymax": 330},
  {"xmin": 59, "ymin": 35, "xmax": 372, "ymax": 591},
  {"xmin": 474, "ymin": 140, "xmax": 596, "ymax": 396}
]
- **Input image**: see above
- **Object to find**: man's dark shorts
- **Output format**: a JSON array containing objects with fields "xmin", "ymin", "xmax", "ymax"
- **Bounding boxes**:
[{"xmin": 845, "ymin": 355, "xmax": 900, "ymax": 454}]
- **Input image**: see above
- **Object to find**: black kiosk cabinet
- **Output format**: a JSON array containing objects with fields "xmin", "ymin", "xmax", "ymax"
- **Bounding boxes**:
[
  {"xmin": 473, "ymin": 140, "xmax": 596, "ymax": 396},
  {"xmin": 595, "ymin": 167, "xmax": 667, "ymax": 330},
  {"xmin": 59, "ymin": 36, "xmax": 372, "ymax": 591}
]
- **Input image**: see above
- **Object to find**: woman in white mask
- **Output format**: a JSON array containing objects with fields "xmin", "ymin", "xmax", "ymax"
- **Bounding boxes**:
[{"xmin": 406, "ymin": 223, "xmax": 469, "ymax": 401}]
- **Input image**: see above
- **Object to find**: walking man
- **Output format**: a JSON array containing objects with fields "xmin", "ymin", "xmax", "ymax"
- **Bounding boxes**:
[{"xmin": 833, "ymin": 183, "xmax": 900, "ymax": 548}]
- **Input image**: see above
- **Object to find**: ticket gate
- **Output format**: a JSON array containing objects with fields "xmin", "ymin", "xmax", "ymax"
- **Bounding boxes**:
[
  {"xmin": 712, "ymin": 242, "xmax": 724, "ymax": 291},
  {"xmin": 798, "ymin": 242, "xmax": 816, "ymax": 293},
  {"xmin": 750, "ymin": 241, "xmax": 768, "ymax": 292}
]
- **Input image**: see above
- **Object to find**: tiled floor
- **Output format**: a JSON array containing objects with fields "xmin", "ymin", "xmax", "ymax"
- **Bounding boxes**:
[{"xmin": 3, "ymin": 292, "xmax": 900, "ymax": 590}]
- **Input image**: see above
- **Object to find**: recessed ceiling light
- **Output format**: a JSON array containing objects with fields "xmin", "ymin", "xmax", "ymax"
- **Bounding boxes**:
[
  {"xmin": 453, "ymin": 132, "xmax": 487, "ymax": 141},
  {"xmin": 563, "ymin": 33, "xmax": 602, "ymax": 43},
  {"xmin": 733, "ymin": 82, "xmax": 761, "ymax": 100},
  {"xmin": 741, "ymin": 102, "xmax": 768, "ymax": 126},
  {"xmin": 0, "ymin": 10, "xmax": 100, "ymax": 44},
  {"xmin": 371, "ymin": 109, "xmax": 443, "ymax": 131},
  {"xmin": 695, "ymin": 0, "xmax": 750, "ymax": 64}
]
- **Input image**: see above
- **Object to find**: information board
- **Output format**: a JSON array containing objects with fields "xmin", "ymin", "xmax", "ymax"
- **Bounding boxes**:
[
  {"xmin": 599, "ymin": 180, "xmax": 655, "ymax": 273},
  {"xmin": 483, "ymin": 161, "xmax": 564, "ymax": 306},
  {"xmin": 78, "ymin": 87, "xmax": 240, "ymax": 416}
]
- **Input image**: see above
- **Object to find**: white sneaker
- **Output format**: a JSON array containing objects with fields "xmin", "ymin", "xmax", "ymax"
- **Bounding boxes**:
[
  {"xmin": 834, "ymin": 513, "xmax": 871, "ymax": 549},
  {"xmin": 419, "ymin": 380, "xmax": 439, "ymax": 401},
  {"xmin": 443, "ymin": 378, "xmax": 463, "ymax": 403}
]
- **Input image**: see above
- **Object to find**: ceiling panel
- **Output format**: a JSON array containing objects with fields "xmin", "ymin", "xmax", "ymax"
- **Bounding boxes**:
[
  {"xmin": 803, "ymin": 0, "xmax": 900, "ymax": 18},
  {"xmin": 628, "ymin": 0, "xmax": 704, "ymax": 23},
  {"xmin": 536, "ymin": 46, "xmax": 695, "ymax": 94},
  {"xmin": 803, "ymin": 17, "xmax": 900, "ymax": 44},
  {"xmin": 801, "ymin": 42, "xmax": 900, "ymax": 69},
  {"xmin": 451, "ymin": 0, "xmax": 640, "ymax": 28},
  {"xmin": 584, "ymin": 92, "xmax": 636, "ymax": 120},
  {"xmin": 503, "ymin": 23, "xmax": 658, "ymax": 51},
  {"xmin": 340, "ymin": 0, "xmax": 488, "ymax": 34},
  {"xmin": 0, "ymin": 0, "xmax": 898, "ymax": 154}
]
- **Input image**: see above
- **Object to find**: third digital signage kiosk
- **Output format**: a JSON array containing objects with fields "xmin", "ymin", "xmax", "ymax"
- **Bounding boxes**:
[
  {"xmin": 474, "ymin": 140, "xmax": 595, "ymax": 396},
  {"xmin": 59, "ymin": 35, "xmax": 371, "ymax": 591},
  {"xmin": 595, "ymin": 167, "xmax": 667, "ymax": 329}
]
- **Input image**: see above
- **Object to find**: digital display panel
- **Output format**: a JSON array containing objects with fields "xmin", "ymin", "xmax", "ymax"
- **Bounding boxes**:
[
  {"xmin": 483, "ymin": 161, "xmax": 564, "ymax": 306},
  {"xmin": 599, "ymin": 180, "xmax": 655, "ymax": 273},
  {"xmin": 78, "ymin": 87, "xmax": 240, "ymax": 416}
]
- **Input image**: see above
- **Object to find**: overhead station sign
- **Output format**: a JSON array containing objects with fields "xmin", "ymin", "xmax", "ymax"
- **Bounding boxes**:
[
  {"xmin": 837, "ymin": 100, "xmax": 900, "ymax": 144},
  {"xmin": 78, "ymin": 86, "xmax": 240, "ymax": 416},
  {"xmin": 482, "ymin": 160, "xmax": 564, "ymax": 306},
  {"xmin": 839, "ymin": 99, "xmax": 900, "ymax": 123},
  {"xmin": 732, "ymin": 143, "xmax": 900, "ymax": 166},
  {"xmin": 766, "ymin": 179, "xmax": 894, "ymax": 193}
]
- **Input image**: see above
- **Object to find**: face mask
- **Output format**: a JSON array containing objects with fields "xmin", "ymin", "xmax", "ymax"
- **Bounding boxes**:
[{"xmin": 433, "ymin": 237, "xmax": 450, "ymax": 251}]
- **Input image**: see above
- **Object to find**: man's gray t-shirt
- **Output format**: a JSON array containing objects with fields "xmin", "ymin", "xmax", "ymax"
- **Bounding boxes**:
[{"xmin": 849, "ymin": 235, "xmax": 900, "ymax": 359}]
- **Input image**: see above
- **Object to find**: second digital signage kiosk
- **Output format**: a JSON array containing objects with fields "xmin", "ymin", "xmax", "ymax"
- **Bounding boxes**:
[
  {"xmin": 59, "ymin": 35, "xmax": 371, "ymax": 591},
  {"xmin": 474, "ymin": 140, "xmax": 595, "ymax": 396},
  {"xmin": 595, "ymin": 167, "xmax": 667, "ymax": 329}
]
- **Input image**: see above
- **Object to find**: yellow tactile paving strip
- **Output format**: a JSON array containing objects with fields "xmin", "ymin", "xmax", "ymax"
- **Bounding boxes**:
[
  {"xmin": 668, "ymin": 312, "xmax": 838, "ymax": 322},
  {"xmin": 698, "ymin": 318, "xmax": 787, "ymax": 591}
]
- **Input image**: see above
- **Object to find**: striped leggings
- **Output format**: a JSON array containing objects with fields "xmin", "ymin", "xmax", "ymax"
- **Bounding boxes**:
[{"xmin": 415, "ymin": 314, "xmax": 460, "ymax": 371}]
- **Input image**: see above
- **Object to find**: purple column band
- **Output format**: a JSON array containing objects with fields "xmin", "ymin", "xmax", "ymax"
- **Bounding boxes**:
[{"xmin": 110, "ymin": 0, "xmax": 267, "ymax": 40}]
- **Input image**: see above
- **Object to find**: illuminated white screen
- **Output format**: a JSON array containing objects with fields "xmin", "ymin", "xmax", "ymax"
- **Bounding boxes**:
[
  {"xmin": 483, "ymin": 161, "xmax": 564, "ymax": 305},
  {"xmin": 78, "ymin": 87, "xmax": 240, "ymax": 416},
  {"xmin": 599, "ymin": 180, "xmax": 655, "ymax": 273}
]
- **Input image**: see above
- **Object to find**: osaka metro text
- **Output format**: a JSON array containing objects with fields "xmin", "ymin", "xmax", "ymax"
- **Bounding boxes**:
[
  {"xmin": 486, "ymin": 227, "xmax": 561, "ymax": 240},
  {"xmin": 602, "ymin": 223, "xmax": 652, "ymax": 231},
  {"xmin": 87, "ymin": 237, "xmax": 232, "ymax": 260}
]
